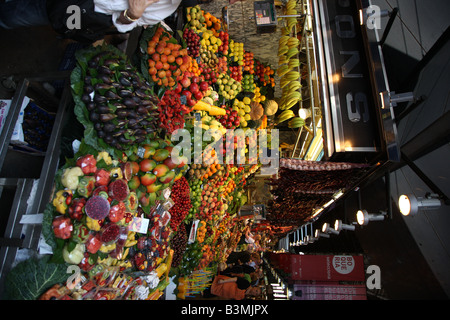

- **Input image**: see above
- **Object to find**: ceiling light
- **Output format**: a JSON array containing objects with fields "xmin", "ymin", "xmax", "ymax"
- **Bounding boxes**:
[
  {"xmin": 315, "ymin": 229, "xmax": 330, "ymax": 238},
  {"xmin": 298, "ymin": 108, "xmax": 311, "ymax": 120},
  {"xmin": 398, "ymin": 193, "xmax": 442, "ymax": 216},
  {"xmin": 322, "ymin": 222, "xmax": 339, "ymax": 235},
  {"xmin": 356, "ymin": 209, "xmax": 386, "ymax": 225},
  {"xmin": 334, "ymin": 219, "xmax": 355, "ymax": 231}
]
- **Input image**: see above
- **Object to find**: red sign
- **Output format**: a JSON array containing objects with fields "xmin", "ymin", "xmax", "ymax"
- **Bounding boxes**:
[{"xmin": 269, "ymin": 254, "xmax": 365, "ymax": 282}]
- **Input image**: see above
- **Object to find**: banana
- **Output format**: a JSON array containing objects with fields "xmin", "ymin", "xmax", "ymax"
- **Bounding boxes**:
[
  {"xmin": 277, "ymin": 65, "xmax": 292, "ymax": 78},
  {"xmin": 283, "ymin": 96, "xmax": 301, "ymax": 110},
  {"xmin": 281, "ymin": 91, "xmax": 301, "ymax": 109},
  {"xmin": 279, "ymin": 35, "xmax": 290, "ymax": 47},
  {"xmin": 286, "ymin": 91, "xmax": 302, "ymax": 101},
  {"xmin": 285, "ymin": 70, "xmax": 300, "ymax": 81},
  {"xmin": 286, "ymin": 9, "xmax": 298, "ymax": 16},
  {"xmin": 276, "ymin": 110, "xmax": 295, "ymax": 124},
  {"xmin": 287, "ymin": 81, "xmax": 301, "ymax": 92},
  {"xmin": 278, "ymin": 46, "xmax": 289, "ymax": 56},
  {"xmin": 278, "ymin": 55, "xmax": 289, "ymax": 65},
  {"xmin": 288, "ymin": 117, "xmax": 305, "ymax": 128},
  {"xmin": 287, "ymin": 37, "xmax": 299, "ymax": 48},
  {"xmin": 280, "ymin": 77, "xmax": 291, "ymax": 89},
  {"xmin": 286, "ymin": 0, "xmax": 297, "ymax": 11},
  {"xmin": 286, "ymin": 47, "xmax": 299, "ymax": 59},
  {"xmin": 280, "ymin": 26, "xmax": 290, "ymax": 35},
  {"xmin": 288, "ymin": 58, "xmax": 300, "ymax": 69},
  {"xmin": 286, "ymin": 17, "xmax": 297, "ymax": 29}
]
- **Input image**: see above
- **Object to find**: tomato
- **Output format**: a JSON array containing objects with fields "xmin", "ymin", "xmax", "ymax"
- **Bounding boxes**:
[
  {"xmin": 85, "ymin": 233, "xmax": 103, "ymax": 254},
  {"xmin": 52, "ymin": 216, "xmax": 73, "ymax": 239},
  {"xmin": 108, "ymin": 201, "xmax": 126, "ymax": 223}
]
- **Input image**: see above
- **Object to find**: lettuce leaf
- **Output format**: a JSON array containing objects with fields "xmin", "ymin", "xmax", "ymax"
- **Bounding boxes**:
[{"xmin": 3, "ymin": 256, "xmax": 69, "ymax": 300}]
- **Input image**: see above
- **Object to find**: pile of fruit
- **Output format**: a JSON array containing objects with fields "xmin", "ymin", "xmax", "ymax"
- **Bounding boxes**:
[{"xmin": 26, "ymin": 4, "xmax": 283, "ymax": 300}]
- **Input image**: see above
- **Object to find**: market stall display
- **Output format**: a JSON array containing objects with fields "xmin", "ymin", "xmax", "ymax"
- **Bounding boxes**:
[{"xmin": 3, "ymin": 4, "xmax": 282, "ymax": 300}]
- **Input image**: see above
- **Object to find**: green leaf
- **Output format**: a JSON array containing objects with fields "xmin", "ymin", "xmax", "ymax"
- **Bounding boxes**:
[{"xmin": 4, "ymin": 256, "xmax": 69, "ymax": 300}]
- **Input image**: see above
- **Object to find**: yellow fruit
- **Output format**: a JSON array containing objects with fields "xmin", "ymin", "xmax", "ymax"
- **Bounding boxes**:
[{"xmin": 243, "ymin": 97, "xmax": 251, "ymax": 105}]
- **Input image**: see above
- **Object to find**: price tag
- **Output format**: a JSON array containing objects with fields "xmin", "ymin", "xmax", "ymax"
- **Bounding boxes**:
[
  {"xmin": 162, "ymin": 187, "xmax": 171, "ymax": 200},
  {"xmin": 188, "ymin": 220, "xmax": 200, "ymax": 244},
  {"xmin": 128, "ymin": 216, "xmax": 150, "ymax": 234},
  {"xmin": 180, "ymin": 95, "xmax": 187, "ymax": 105},
  {"xmin": 162, "ymin": 198, "xmax": 174, "ymax": 211},
  {"xmin": 194, "ymin": 112, "xmax": 202, "ymax": 121},
  {"xmin": 136, "ymin": 146, "xmax": 145, "ymax": 158}
]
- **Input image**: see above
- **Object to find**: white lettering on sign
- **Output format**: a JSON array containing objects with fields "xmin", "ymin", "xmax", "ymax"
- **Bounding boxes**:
[
  {"xmin": 332, "ymin": 255, "xmax": 355, "ymax": 274},
  {"xmin": 335, "ymin": 1, "xmax": 370, "ymax": 124}
]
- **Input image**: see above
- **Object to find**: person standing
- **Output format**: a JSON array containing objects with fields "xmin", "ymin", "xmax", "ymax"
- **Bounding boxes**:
[{"xmin": 0, "ymin": 0, "xmax": 182, "ymax": 42}]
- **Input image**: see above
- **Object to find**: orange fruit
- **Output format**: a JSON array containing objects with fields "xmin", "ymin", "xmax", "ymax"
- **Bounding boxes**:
[
  {"xmin": 167, "ymin": 55, "xmax": 175, "ymax": 63},
  {"xmin": 152, "ymin": 53, "xmax": 160, "ymax": 62}
]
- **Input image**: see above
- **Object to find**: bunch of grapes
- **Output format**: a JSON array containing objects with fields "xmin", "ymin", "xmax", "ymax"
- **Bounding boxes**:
[
  {"xmin": 218, "ymin": 31, "xmax": 229, "ymax": 55},
  {"xmin": 229, "ymin": 65, "xmax": 242, "ymax": 82},
  {"xmin": 170, "ymin": 224, "xmax": 188, "ymax": 268},
  {"xmin": 169, "ymin": 177, "xmax": 192, "ymax": 232},
  {"xmin": 183, "ymin": 28, "xmax": 201, "ymax": 57}
]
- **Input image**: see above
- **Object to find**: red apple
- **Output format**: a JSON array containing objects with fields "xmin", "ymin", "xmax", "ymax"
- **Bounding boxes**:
[
  {"xmin": 189, "ymin": 83, "xmax": 199, "ymax": 94},
  {"xmin": 180, "ymin": 76, "xmax": 191, "ymax": 88},
  {"xmin": 194, "ymin": 91, "xmax": 203, "ymax": 100},
  {"xmin": 199, "ymin": 81, "xmax": 209, "ymax": 92}
]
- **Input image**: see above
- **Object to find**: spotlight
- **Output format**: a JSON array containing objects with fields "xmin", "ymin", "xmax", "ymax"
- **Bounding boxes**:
[
  {"xmin": 398, "ymin": 193, "xmax": 442, "ymax": 216},
  {"xmin": 322, "ymin": 222, "xmax": 339, "ymax": 235},
  {"xmin": 315, "ymin": 229, "xmax": 330, "ymax": 239},
  {"xmin": 356, "ymin": 210, "xmax": 386, "ymax": 226},
  {"xmin": 334, "ymin": 220, "xmax": 355, "ymax": 232},
  {"xmin": 298, "ymin": 108, "xmax": 311, "ymax": 120}
]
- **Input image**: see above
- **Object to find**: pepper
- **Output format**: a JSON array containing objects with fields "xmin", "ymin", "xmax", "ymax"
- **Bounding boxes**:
[
  {"xmin": 72, "ymin": 221, "xmax": 90, "ymax": 243},
  {"xmin": 76, "ymin": 154, "xmax": 97, "ymax": 175},
  {"xmin": 96, "ymin": 151, "xmax": 113, "ymax": 166},
  {"xmin": 52, "ymin": 215, "xmax": 73, "ymax": 239},
  {"xmin": 110, "ymin": 167, "xmax": 123, "ymax": 180},
  {"xmin": 124, "ymin": 231, "xmax": 137, "ymax": 247},
  {"xmin": 61, "ymin": 167, "xmax": 84, "ymax": 190},
  {"xmin": 95, "ymin": 168, "xmax": 111, "ymax": 187},
  {"xmin": 68, "ymin": 198, "xmax": 86, "ymax": 221},
  {"xmin": 99, "ymin": 242, "xmax": 116, "ymax": 253},
  {"xmin": 86, "ymin": 216, "xmax": 103, "ymax": 231},
  {"xmin": 52, "ymin": 190, "xmax": 72, "ymax": 214},
  {"xmin": 77, "ymin": 176, "xmax": 96, "ymax": 197}
]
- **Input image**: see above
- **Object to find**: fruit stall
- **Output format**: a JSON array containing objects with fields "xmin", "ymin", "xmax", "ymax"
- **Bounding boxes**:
[
  {"xmin": 0, "ymin": 0, "xmax": 399, "ymax": 301},
  {"xmin": 0, "ymin": 3, "xmax": 280, "ymax": 300}
]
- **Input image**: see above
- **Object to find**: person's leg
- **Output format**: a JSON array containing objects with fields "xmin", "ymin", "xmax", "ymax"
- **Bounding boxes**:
[{"xmin": 0, "ymin": 0, "xmax": 49, "ymax": 29}]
